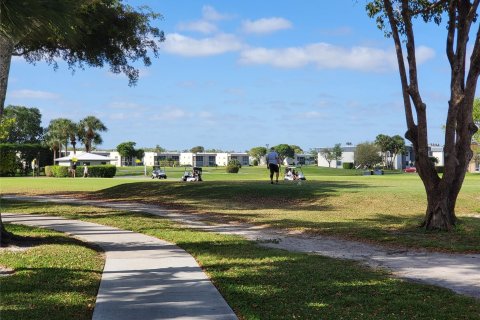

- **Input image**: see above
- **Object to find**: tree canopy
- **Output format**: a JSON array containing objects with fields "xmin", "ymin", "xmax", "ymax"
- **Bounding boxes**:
[
  {"xmin": 355, "ymin": 142, "xmax": 382, "ymax": 169},
  {"xmin": 116, "ymin": 141, "xmax": 137, "ymax": 159},
  {"xmin": 0, "ymin": 0, "xmax": 165, "ymax": 116},
  {"xmin": 273, "ymin": 144, "xmax": 295, "ymax": 160},
  {"xmin": 3, "ymin": 105, "xmax": 43, "ymax": 143},
  {"xmin": 248, "ymin": 146, "xmax": 267, "ymax": 161},
  {"xmin": 190, "ymin": 146, "xmax": 205, "ymax": 153}
]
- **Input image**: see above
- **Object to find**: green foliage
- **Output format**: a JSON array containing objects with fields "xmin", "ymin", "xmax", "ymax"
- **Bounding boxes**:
[
  {"xmin": 332, "ymin": 143, "xmax": 343, "ymax": 161},
  {"xmin": 77, "ymin": 116, "xmax": 107, "ymax": 152},
  {"xmin": 45, "ymin": 165, "xmax": 116, "ymax": 177},
  {"xmin": 3, "ymin": 0, "xmax": 165, "ymax": 86},
  {"xmin": 116, "ymin": 141, "xmax": 137, "ymax": 158},
  {"xmin": 0, "ymin": 117, "xmax": 16, "ymax": 141},
  {"xmin": 252, "ymin": 159, "xmax": 259, "ymax": 166},
  {"xmin": 0, "ymin": 143, "xmax": 52, "ymax": 176},
  {"xmin": 46, "ymin": 165, "xmax": 70, "ymax": 177},
  {"xmin": 0, "ymin": 149, "xmax": 16, "ymax": 176},
  {"xmin": 135, "ymin": 149, "xmax": 145, "ymax": 160},
  {"xmin": 474, "ymin": 98, "xmax": 480, "ymax": 143},
  {"xmin": 342, "ymin": 162, "xmax": 354, "ymax": 169},
  {"xmin": 44, "ymin": 165, "xmax": 53, "ymax": 177},
  {"xmin": 190, "ymin": 146, "xmax": 205, "ymax": 153},
  {"xmin": 226, "ymin": 159, "xmax": 241, "ymax": 173},
  {"xmin": 3, "ymin": 106, "xmax": 43, "ymax": 143},
  {"xmin": 80, "ymin": 165, "xmax": 116, "ymax": 178},
  {"xmin": 248, "ymin": 146, "xmax": 267, "ymax": 161},
  {"xmin": 375, "ymin": 134, "xmax": 406, "ymax": 169},
  {"xmin": 46, "ymin": 118, "xmax": 77, "ymax": 153},
  {"xmin": 273, "ymin": 144, "xmax": 295, "ymax": 159},
  {"xmin": 319, "ymin": 148, "xmax": 335, "ymax": 167},
  {"xmin": 355, "ymin": 142, "xmax": 382, "ymax": 169},
  {"xmin": 290, "ymin": 144, "xmax": 304, "ymax": 154}
]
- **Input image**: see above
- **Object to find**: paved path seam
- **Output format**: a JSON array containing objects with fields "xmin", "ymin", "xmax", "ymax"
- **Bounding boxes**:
[
  {"xmin": 3, "ymin": 195, "xmax": 480, "ymax": 299},
  {"xmin": 2, "ymin": 212, "xmax": 238, "ymax": 320}
]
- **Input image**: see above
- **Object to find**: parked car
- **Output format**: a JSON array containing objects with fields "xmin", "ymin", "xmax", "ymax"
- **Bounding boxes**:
[{"xmin": 404, "ymin": 166, "xmax": 417, "ymax": 173}]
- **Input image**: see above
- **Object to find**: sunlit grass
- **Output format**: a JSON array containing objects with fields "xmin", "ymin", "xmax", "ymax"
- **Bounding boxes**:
[
  {"xmin": 2, "ymin": 204, "xmax": 480, "ymax": 319},
  {"xmin": 0, "ymin": 224, "xmax": 104, "ymax": 320},
  {"xmin": 1, "ymin": 169, "xmax": 479, "ymax": 252}
]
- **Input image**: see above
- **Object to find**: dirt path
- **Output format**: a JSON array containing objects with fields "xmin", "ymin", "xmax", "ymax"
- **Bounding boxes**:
[{"xmin": 4, "ymin": 195, "xmax": 479, "ymax": 299}]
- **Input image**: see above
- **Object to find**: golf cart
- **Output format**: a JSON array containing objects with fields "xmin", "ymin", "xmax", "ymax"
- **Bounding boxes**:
[
  {"xmin": 182, "ymin": 166, "xmax": 202, "ymax": 182},
  {"xmin": 284, "ymin": 166, "xmax": 306, "ymax": 181},
  {"xmin": 151, "ymin": 165, "xmax": 167, "ymax": 179}
]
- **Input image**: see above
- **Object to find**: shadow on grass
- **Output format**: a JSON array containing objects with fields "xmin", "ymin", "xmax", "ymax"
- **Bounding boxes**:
[
  {"xmin": 1, "ymin": 266, "xmax": 99, "ymax": 320},
  {"xmin": 96, "ymin": 237, "xmax": 480, "ymax": 319},
  {"xmin": 0, "ymin": 224, "xmax": 102, "ymax": 320},
  {"xmin": 84, "ymin": 180, "xmax": 373, "ymax": 211}
]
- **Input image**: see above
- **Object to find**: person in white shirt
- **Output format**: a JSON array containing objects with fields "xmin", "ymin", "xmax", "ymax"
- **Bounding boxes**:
[{"xmin": 266, "ymin": 148, "xmax": 280, "ymax": 184}]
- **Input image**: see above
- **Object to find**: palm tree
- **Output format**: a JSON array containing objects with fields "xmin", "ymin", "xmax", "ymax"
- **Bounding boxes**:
[
  {"xmin": 44, "ymin": 132, "xmax": 62, "ymax": 162},
  {"xmin": 78, "ymin": 116, "xmax": 107, "ymax": 152},
  {"xmin": 46, "ymin": 118, "xmax": 76, "ymax": 156}
]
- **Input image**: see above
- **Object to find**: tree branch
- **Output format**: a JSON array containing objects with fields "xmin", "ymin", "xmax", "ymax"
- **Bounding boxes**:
[
  {"xmin": 412, "ymin": 0, "xmax": 449, "ymax": 15},
  {"xmin": 446, "ymin": 1, "xmax": 456, "ymax": 66},
  {"xmin": 383, "ymin": 0, "xmax": 416, "ymax": 135}
]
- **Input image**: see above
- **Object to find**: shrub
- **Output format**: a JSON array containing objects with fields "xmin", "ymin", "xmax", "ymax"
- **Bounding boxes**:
[
  {"xmin": 253, "ymin": 159, "xmax": 259, "ymax": 166},
  {"xmin": 226, "ymin": 165, "xmax": 240, "ymax": 173},
  {"xmin": 0, "ymin": 150, "xmax": 16, "ymax": 176},
  {"xmin": 342, "ymin": 162, "xmax": 354, "ymax": 169},
  {"xmin": 79, "ymin": 165, "xmax": 116, "ymax": 178},
  {"xmin": 226, "ymin": 159, "xmax": 241, "ymax": 173},
  {"xmin": 45, "ymin": 165, "xmax": 116, "ymax": 177},
  {"xmin": 45, "ymin": 166, "xmax": 54, "ymax": 177},
  {"xmin": 50, "ymin": 165, "xmax": 69, "ymax": 177}
]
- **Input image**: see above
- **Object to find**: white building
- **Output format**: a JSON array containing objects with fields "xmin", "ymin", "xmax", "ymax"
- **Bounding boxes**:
[
  {"xmin": 316, "ymin": 145, "xmax": 417, "ymax": 169},
  {"xmin": 216, "ymin": 153, "xmax": 250, "ymax": 166},
  {"xmin": 55, "ymin": 152, "xmax": 113, "ymax": 166},
  {"xmin": 180, "ymin": 153, "xmax": 217, "ymax": 167}
]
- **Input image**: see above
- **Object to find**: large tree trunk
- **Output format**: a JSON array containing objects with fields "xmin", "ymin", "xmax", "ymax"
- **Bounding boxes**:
[
  {"xmin": 422, "ymin": 184, "xmax": 458, "ymax": 230},
  {"xmin": 0, "ymin": 34, "xmax": 14, "ymax": 118},
  {"xmin": 0, "ymin": 34, "xmax": 14, "ymax": 245}
]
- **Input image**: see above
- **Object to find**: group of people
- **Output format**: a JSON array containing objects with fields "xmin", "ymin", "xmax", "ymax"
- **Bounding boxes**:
[{"xmin": 69, "ymin": 162, "xmax": 89, "ymax": 178}]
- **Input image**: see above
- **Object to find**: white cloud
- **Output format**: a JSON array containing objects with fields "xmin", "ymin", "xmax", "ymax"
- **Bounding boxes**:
[
  {"xmin": 10, "ymin": 89, "xmax": 59, "ymax": 100},
  {"xmin": 177, "ymin": 20, "xmax": 218, "ymax": 34},
  {"xmin": 152, "ymin": 107, "xmax": 191, "ymax": 121},
  {"xmin": 162, "ymin": 33, "xmax": 244, "ymax": 57},
  {"xmin": 239, "ymin": 43, "xmax": 435, "ymax": 72},
  {"xmin": 108, "ymin": 102, "xmax": 142, "ymax": 109},
  {"xmin": 202, "ymin": 5, "xmax": 231, "ymax": 21},
  {"xmin": 415, "ymin": 46, "xmax": 436, "ymax": 64},
  {"xmin": 242, "ymin": 17, "xmax": 292, "ymax": 34}
]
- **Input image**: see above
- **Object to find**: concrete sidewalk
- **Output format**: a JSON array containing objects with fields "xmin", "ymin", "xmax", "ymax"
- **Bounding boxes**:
[{"xmin": 2, "ymin": 213, "xmax": 238, "ymax": 320}]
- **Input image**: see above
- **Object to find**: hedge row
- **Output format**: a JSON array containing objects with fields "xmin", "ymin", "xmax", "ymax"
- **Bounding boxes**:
[
  {"xmin": 342, "ymin": 162, "xmax": 354, "ymax": 169},
  {"xmin": 45, "ymin": 165, "xmax": 116, "ymax": 178}
]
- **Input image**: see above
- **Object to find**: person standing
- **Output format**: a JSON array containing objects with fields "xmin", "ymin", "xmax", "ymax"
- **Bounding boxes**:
[
  {"xmin": 83, "ymin": 165, "xmax": 89, "ymax": 178},
  {"xmin": 266, "ymin": 148, "xmax": 280, "ymax": 184},
  {"xmin": 71, "ymin": 161, "xmax": 77, "ymax": 178}
]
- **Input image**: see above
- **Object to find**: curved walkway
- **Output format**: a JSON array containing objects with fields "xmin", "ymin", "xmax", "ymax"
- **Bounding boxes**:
[
  {"xmin": 3, "ymin": 195, "xmax": 480, "ymax": 300},
  {"xmin": 2, "ymin": 212, "xmax": 238, "ymax": 320}
]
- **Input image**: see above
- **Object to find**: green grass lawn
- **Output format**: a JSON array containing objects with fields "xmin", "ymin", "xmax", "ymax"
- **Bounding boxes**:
[
  {"xmin": 1, "ymin": 167, "xmax": 479, "ymax": 252},
  {"xmin": 2, "ymin": 204, "xmax": 479, "ymax": 320},
  {"xmin": 0, "ymin": 224, "xmax": 103, "ymax": 320}
]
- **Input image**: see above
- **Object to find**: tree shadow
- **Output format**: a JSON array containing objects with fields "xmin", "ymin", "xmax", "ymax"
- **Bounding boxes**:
[{"xmin": 84, "ymin": 180, "xmax": 374, "ymax": 212}]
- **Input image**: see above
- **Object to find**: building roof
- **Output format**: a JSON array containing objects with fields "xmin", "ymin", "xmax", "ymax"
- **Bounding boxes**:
[{"xmin": 55, "ymin": 152, "xmax": 114, "ymax": 162}]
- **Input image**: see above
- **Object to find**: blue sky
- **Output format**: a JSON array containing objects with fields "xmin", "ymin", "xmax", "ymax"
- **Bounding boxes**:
[{"xmin": 5, "ymin": 1, "xmax": 464, "ymax": 152}]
